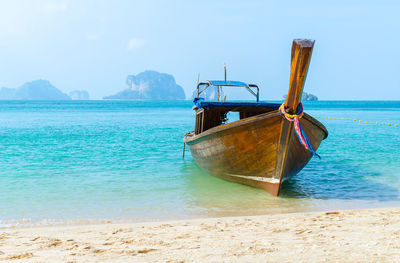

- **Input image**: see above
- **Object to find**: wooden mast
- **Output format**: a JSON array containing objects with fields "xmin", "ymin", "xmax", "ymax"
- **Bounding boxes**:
[
  {"xmin": 273, "ymin": 39, "xmax": 315, "ymax": 195},
  {"xmin": 284, "ymin": 39, "xmax": 315, "ymax": 113}
]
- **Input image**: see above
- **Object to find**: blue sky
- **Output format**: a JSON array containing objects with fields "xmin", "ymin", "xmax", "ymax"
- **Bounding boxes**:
[{"xmin": 0, "ymin": 0, "xmax": 399, "ymax": 100}]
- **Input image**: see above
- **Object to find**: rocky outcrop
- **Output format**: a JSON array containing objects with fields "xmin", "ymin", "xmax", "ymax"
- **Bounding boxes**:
[
  {"xmin": 69, "ymin": 90, "xmax": 90, "ymax": 100},
  {"xmin": 302, "ymin": 92, "xmax": 318, "ymax": 101},
  {"xmin": 104, "ymin": 71, "xmax": 185, "ymax": 100},
  {"xmin": 283, "ymin": 92, "xmax": 318, "ymax": 101},
  {"xmin": 0, "ymin": 80, "xmax": 70, "ymax": 100}
]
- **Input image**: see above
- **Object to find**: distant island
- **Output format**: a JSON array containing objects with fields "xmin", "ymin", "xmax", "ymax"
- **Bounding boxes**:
[
  {"xmin": 69, "ymin": 90, "xmax": 90, "ymax": 100},
  {"xmin": 283, "ymin": 92, "xmax": 318, "ymax": 101},
  {"xmin": 0, "ymin": 80, "xmax": 91, "ymax": 100},
  {"xmin": 0, "ymin": 80, "xmax": 71, "ymax": 100},
  {"xmin": 104, "ymin": 70, "xmax": 185, "ymax": 100}
]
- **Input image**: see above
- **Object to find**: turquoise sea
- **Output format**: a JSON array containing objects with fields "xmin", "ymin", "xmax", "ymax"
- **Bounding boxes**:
[{"xmin": 0, "ymin": 100, "xmax": 399, "ymax": 227}]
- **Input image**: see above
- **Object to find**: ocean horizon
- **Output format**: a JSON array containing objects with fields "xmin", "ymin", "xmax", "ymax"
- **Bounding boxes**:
[{"xmin": 0, "ymin": 100, "xmax": 399, "ymax": 227}]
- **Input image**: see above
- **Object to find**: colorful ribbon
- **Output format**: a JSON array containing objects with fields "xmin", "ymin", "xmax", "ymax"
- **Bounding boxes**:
[{"xmin": 279, "ymin": 103, "xmax": 321, "ymax": 159}]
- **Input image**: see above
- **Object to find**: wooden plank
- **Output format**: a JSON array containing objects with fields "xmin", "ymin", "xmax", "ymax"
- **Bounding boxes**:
[
  {"xmin": 273, "ymin": 39, "xmax": 316, "ymax": 195},
  {"xmin": 284, "ymin": 39, "xmax": 315, "ymax": 113}
]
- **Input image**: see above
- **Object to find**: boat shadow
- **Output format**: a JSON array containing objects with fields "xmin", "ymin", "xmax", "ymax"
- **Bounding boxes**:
[
  {"xmin": 280, "ymin": 161, "xmax": 400, "ymax": 202},
  {"xmin": 182, "ymin": 159, "xmax": 400, "ymax": 206},
  {"xmin": 180, "ymin": 160, "xmax": 311, "ymax": 217}
]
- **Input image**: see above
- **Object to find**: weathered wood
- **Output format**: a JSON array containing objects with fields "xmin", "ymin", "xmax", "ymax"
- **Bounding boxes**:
[
  {"xmin": 273, "ymin": 39, "xmax": 315, "ymax": 195},
  {"xmin": 184, "ymin": 109, "xmax": 327, "ymax": 196},
  {"xmin": 273, "ymin": 117, "xmax": 293, "ymax": 188},
  {"xmin": 285, "ymin": 39, "xmax": 315, "ymax": 113},
  {"xmin": 184, "ymin": 39, "xmax": 327, "ymax": 196}
]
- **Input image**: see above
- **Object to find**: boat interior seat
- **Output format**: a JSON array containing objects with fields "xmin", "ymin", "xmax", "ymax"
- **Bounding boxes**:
[
  {"xmin": 197, "ymin": 101, "xmax": 281, "ymax": 110},
  {"xmin": 194, "ymin": 101, "xmax": 281, "ymax": 134}
]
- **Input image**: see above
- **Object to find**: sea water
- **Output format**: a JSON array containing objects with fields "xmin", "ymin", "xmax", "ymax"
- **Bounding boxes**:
[{"xmin": 0, "ymin": 100, "xmax": 399, "ymax": 226}]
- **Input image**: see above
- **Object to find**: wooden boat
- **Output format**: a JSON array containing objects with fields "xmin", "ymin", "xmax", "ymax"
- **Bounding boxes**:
[{"xmin": 183, "ymin": 39, "xmax": 328, "ymax": 196}]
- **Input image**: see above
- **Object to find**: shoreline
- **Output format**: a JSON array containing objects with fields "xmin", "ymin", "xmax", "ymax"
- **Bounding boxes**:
[
  {"xmin": 1, "ymin": 206, "xmax": 400, "ymax": 262},
  {"xmin": 3, "ymin": 199, "xmax": 400, "ymax": 230}
]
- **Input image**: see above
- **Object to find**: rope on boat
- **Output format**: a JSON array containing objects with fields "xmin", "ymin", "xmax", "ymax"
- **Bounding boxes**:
[
  {"xmin": 193, "ymin": 97, "xmax": 205, "ymax": 108},
  {"xmin": 279, "ymin": 103, "xmax": 321, "ymax": 159}
]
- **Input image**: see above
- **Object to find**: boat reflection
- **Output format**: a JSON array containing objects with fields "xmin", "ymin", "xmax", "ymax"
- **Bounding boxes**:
[{"xmin": 180, "ymin": 160, "xmax": 317, "ymax": 218}]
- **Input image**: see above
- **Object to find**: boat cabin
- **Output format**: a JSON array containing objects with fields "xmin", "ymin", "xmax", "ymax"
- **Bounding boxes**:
[{"xmin": 194, "ymin": 81, "xmax": 280, "ymax": 135}]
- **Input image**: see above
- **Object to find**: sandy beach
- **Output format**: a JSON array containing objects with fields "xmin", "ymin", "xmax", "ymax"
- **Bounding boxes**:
[{"xmin": 0, "ymin": 207, "xmax": 399, "ymax": 262}]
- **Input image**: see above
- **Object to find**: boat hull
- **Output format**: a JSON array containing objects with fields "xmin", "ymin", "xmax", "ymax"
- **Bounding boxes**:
[{"xmin": 184, "ymin": 110, "xmax": 327, "ymax": 196}]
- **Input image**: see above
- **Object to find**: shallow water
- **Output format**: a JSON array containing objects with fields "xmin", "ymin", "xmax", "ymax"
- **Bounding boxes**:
[{"xmin": 0, "ymin": 100, "xmax": 399, "ymax": 226}]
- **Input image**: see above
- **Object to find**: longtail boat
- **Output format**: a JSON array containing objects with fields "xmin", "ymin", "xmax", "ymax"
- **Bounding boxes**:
[{"xmin": 183, "ymin": 39, "xmax": 328, "ymax": 196}]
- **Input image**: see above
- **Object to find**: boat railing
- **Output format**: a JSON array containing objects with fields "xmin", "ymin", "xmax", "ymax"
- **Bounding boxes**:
[{"xmin": 197, "ymin": 80, "xmax": 259, "ymax": 102}]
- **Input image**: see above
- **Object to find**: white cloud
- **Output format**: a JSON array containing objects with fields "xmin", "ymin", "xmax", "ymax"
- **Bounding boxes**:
[{"xmin": 127, "ymin": 38, "xmax": 145, "ymax": 50}]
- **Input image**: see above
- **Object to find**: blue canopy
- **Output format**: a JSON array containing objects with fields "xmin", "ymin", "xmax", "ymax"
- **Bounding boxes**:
[{"xmin": 207, "ymin": 80, "xmax": 249, "ymax": 87}]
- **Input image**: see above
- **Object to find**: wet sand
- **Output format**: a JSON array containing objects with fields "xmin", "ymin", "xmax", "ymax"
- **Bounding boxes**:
[{"xmin": 1, "ymin": 207, "xmax": 400, "ymax": 262}]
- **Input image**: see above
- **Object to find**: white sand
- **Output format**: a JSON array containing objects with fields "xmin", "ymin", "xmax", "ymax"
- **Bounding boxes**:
[{"xmin": 1, "ymin": 207, "xmax": 400, "ymax": 262}]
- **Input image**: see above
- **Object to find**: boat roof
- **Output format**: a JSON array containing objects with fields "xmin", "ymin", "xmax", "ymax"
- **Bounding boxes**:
[
  {"xmin": 205, "ymin": 80, "xmax": 249, "ymax": 87},
  {"xmin": 196, "ymin": 101, "xmax": 281, "ymax": 110}
]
